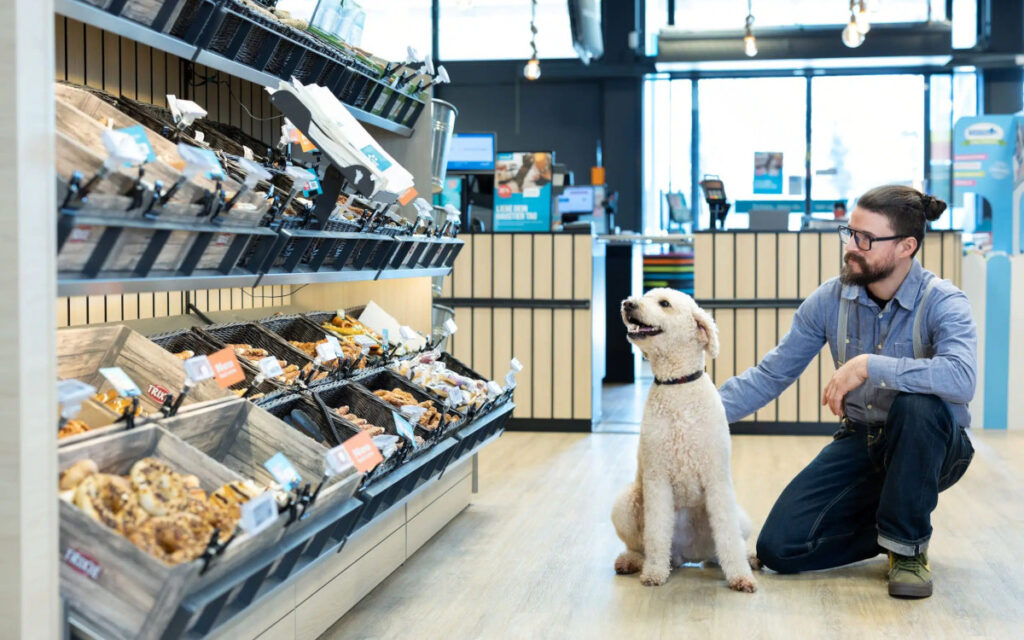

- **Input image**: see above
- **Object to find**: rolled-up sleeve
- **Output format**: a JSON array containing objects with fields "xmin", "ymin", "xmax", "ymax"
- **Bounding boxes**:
[
  {"xmin": 866, "ymin": 289, "xmax": 977, "ymax": 405},
  {"xmin": 719, "ymin": 284, "xmax": 831, "ymax": 423}
]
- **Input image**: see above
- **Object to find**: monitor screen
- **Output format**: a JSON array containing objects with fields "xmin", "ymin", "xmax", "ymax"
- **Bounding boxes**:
[
  {"xmin": 558, "ymin": 186, "xmax": 595, "ymax": 214},
  {"xmin": 447, "ymin": 133, "xmax": 496, "ymax": 171}
]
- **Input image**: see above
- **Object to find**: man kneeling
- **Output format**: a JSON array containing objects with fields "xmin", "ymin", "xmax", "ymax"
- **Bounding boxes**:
[{"xmin": 720, "ymin": 185, "xmax": 976, "ymax": 598}]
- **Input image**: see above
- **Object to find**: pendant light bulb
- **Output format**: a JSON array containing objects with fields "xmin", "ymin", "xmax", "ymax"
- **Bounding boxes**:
[
  {"xmin": 524, "ymin": 58, "xmax": 541, "ymax": 81},
  {"xmin": 842, "ymin": 17, "xmax": 865, "ymax": 47},
  {"xmin": 854, "ymin": 0, "xmax": 871, "ymax": 34},
  {"xmin": 743, "ymin": 10, "xmax": 757, "ymax": 57}
]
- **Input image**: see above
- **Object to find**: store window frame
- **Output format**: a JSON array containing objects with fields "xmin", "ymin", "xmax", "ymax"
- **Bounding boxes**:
[{"xmin": 644, "ymin": 64, "xmax": 975, "ymax": 233}]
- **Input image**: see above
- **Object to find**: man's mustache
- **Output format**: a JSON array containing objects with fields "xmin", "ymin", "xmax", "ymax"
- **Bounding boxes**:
[{"xmin": 844, "ymin": 253, "xmax": 867, "ymax": 267}]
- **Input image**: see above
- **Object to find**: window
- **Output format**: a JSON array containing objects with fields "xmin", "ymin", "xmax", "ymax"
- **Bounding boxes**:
[
  {"xmin": 674, "ymin": 0, "xmax": 937, "ymax": 31},
  {"xmin": 697, "ymin": 77, "xmax": 807, "ymax": 230},
  {"xmin": 361, "ymin": 0, "xmax": 433, "ymax": 61},
  {"xmin": 643, "ymin": 76, "xmax": 692, "ymax": 233},
  {"xmin": 439, "ymin": 0, "xmax": 576, "ymax": 61},
  {"xmin": 810, "ymin": 75, "xmax": 925, "ymax": 213},
  {"xmin": 645, "ymin": 0, "xmax": 668, "ymax": 56},
  {"xmin": 951, "ymin": 0, "xmax": 978, "ymax": 49}
]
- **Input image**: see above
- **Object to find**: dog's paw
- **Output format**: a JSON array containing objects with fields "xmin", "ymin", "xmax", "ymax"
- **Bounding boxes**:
[
  {"xmin": 727, "ymin": 575, "xmax": 758, "ymax": 593},
  {"xmin": 748, "ymin": 555, "xmax": 763, "ymax": 571},
  {"xmin": 639, "ymin": 566, "xmax": 670, "ymax": 586},
  {"xmin": 615, "ymin": 551, "xmax": 643, "ymax": 575}
]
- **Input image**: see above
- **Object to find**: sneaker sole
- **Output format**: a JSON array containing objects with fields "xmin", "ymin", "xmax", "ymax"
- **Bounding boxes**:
[{"xmin": 888, "ymin": 581, "xmax": 933, "ymax": 598}]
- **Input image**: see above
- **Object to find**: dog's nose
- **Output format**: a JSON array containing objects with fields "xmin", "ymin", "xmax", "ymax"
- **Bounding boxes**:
[{"xmin": 622, "ymin": 300, "xmax": 637, "ymax": 312}]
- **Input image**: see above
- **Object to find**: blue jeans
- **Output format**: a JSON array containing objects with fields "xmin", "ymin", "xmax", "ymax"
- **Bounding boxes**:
[{"xmin": 756, "ymin": 393, "xmax": 975, "ymax": 573}]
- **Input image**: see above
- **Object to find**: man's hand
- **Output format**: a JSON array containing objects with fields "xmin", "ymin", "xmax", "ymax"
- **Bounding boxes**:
[{"xmin": 822, "ymin": 354, "xmax": 870, "ymax": 417}]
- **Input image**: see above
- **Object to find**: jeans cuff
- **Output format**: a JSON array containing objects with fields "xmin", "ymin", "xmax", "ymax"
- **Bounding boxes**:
[{"xmin": 877, "ymin": 533, "xmax": 929, "ymax": 556}]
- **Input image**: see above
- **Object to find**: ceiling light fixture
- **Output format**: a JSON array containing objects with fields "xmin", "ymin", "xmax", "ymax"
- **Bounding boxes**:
[
  {"xmin": 743, "ymin": 0, "xmax": 758, "ymax": 57},
  {"xmin": 854, "ymin": 0, "xmax": 871, "ymax": 34},
  {"xmin": 524, "ymin": 0, "xmax": 541, "ymax": 80},
  {"xmin": 842, "ymin": 0, "xmax": 866, "ymax": 47}
]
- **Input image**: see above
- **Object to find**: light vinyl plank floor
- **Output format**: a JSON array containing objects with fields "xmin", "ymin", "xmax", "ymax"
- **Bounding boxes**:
[{"xmin": 322, "ymin": 430, "xmax": 1024, "ymax": 640}]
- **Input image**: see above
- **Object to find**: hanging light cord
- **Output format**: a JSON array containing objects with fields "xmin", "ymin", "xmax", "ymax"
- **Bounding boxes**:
[{"xmin": 529, "ymin": 0, "xmax": 538, "ymax": 60}]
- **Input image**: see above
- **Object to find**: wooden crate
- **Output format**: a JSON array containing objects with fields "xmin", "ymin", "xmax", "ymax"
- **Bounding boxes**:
[
  {"xmin": 58, "ymin": 399, "xmax": 122, "ymax": 447},
  {"xmin": 57, "ymin": 325, "xmax": 233, "ymax": 417},
  {"xmin": 58, "ymin": 426, "xmax": 249, "ymax": 640}
]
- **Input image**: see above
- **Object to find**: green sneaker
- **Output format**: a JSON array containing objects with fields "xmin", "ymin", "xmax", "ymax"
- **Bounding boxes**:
[{"xmin": 888, "ymin": 551, "xmax": 933, "ymax": 598}]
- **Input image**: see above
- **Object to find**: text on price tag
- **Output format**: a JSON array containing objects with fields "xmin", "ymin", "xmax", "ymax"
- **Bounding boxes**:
[
  {"xmin": 239, "ymin": 492, "xmax": 279, "ymax": 535},
  {"xmin": 182, "ymin": 355, "xmax": 214, "ymax": 383},
  {"xmin": 324, "ymin": 335, "xmax": 343, "ymax": 357},
  {"xmin": 315, "ymin": 342, "xmax": 337, "ymax": 362},
  {"xmin": 258, "ymin": 356, "xmax": 284, "ymax": 378},
  {"xmin": 342, "ymin": 432, "xmax": 384, "ymax": 473},
  {"xmin": 444, "ymin": 318, "xmax": 458, "ymax": 335},
  {"xmin": 208, "ymin": 348, "xmax": 246, "ymax": 387},
  {"xmin": 98, "ymin": 367, "xmax": 141, "ymax": 397},
  {"xmin": 392, "ymin": 410, "xmax": 417, "ymax": 446}
]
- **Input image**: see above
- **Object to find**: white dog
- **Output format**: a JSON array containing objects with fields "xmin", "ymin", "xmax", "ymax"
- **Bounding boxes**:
[{"xmin": 611, "ymin": 288, "xmax": 758, "ymax": 591}]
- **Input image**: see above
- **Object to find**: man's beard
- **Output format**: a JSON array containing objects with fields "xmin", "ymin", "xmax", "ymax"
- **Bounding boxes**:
[{"xmin": 840, "ymin": 253, "xmax": 896, "ymax": 286}]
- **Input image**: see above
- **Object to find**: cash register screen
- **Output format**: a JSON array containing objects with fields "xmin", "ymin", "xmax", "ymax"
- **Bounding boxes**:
[
  {"xmin": 558, "ymin": 187, "xmax": 595, "ymax": 214},
  {"xmin": 447, "ymin": 133, "xmax": 496, "ymax": 171}
]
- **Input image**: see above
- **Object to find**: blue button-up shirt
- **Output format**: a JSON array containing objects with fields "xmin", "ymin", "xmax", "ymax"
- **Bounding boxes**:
[{"xmin": 719, "ymin": 260, "xmax": 977, "ymax": 427}]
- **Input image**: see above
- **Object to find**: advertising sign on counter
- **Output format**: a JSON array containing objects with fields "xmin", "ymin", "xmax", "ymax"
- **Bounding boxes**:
[
  {"xmin": 953, "ymin": 115, "xmax": 1018, "ymax": 251},
  {"xmin": 753, "ymin": 152, "xmax": 784, "ymax": 194},
  {"xmin": 493, "ymin": 151, "xmax": 553, "ymax": 232}
]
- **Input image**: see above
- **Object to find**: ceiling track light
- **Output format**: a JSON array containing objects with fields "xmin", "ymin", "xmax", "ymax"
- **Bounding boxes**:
[
  {"xmin": 524, "ymin": 0, "xmax": 541, "ymax": 80},
  {"xmin": 854, "ymin": 0, "xmax": 871, "ymax": 34},
  {"xmin": 743, "ymin": 0, "xmax": 757, "ymax": 57},
  {"xmin": 842, "ymin": 0, "xmax": 866, "ymax": 47}
]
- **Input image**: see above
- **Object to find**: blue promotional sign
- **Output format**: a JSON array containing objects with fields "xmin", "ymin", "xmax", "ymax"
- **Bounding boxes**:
[
  {"xmin": 952, "ymin": 115, "xmax": 1017, "ymax": 251},
  {"xmin": 753, "ymin": 152, "xmax": 783, "ymax": 195},
  {"xmin": 493, "ymin": 151, "xmax": 553, "ymax": 232}
]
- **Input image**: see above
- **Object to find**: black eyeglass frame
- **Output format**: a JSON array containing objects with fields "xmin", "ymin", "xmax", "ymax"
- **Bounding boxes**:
[{"xmin": 838, "ymin": 225, "xmax": 909, "ymax": 251}]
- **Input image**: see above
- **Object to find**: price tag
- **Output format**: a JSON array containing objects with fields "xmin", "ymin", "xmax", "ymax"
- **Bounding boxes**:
[
  {"xmin": 392, "ymin": 410, "xmax": 417, "ymax": 446},
  {"xmin": 505, "ymin": 372, "xmax": 517, "ymax": 389},
  {"xmin": 242, "ymin": 145, "xmax": 254, "ymax": 161},
  {"xmin": 182, "ymin": 355, "xmax": 214, "ymax": 383},
  {"xmin": 510, "ymin": 358, "xmax": 523, "ymax": 372},
  {"xmin": 98, "ymin": 367, "xmax": 140, "ymax": 398},
  {"xmin": 315, "ymin": 342, "xmax": 337, "ymax": 362},
  {"xmin": 239, "ymin": 491, "xmax": 279, "ymax": 535},
  {"xmin": 208, "ymin": 348, "xmax": 246, "ymax": 388},
  {"xmin": 399, "ymin": 404, "xmax": 427, "ymax": 424},
  {"xmin": 399, "ymin": 326, "xmax": 418, "ymax": 341},
  {"xmin": 487, "ymin": 380, "xmax": 504, "ymax": 396},
  {"xmin": 57, "ymin": 379, "xmax": 98, "ymax": 408},
  {"xmin": 264, "ymin": 452, "xmax": 302, "ymax": 491},
  {"xmin": 324, "ymin": 335, "xmax": 343, "ymax": 357},
  {"xmin": 335, "ymin": 308, "xmax": 346, "ymax": 320},
  {"xmin": 258, "ymin": 356, "xmax": 284, "ymax": 378},
  {"xmin": 68, "ymin": 227, "xmax": 92, "ymax": 243},
  {"xmin": 101, "ymin": 128, "xmax": 150, "ymax": 170},
  {"xmin": 300, "ymin": 168, "xmax": 322, "ymax": 197},
  {"xmin": 444, "ymin": 319, "xmax": 458, "ymax": 335},
  {"xmin": 324, "ymin": 444, "xmax": 355, "ymax": 476},
  {"xmin": 194, "ymin": 131, "xmax": 206, "ymax": 144},
  {"xmin": 113, "ymin": 125, "xmax": 156, "ymax": 164},
  {"xmin": 447, "ymin": 387, "xmax": 465, "ymax": 406},
  {"xmin": 177, "ymin": 142, "xmax": 226, "ymax": 181},
  {"xmin": 351, "ymin": 334, "xmax": 378, "ymax": 347},
  {"xmin": 342, "ymin": 431, "xmax": 384, "ymax": 473},
  {"xmin": 382, "ymin": 328, "xmax": 390, "ymax": 346}
]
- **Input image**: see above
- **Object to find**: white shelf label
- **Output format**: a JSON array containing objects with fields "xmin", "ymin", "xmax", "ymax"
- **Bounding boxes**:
[
  {"xmin": 444, "ymin": 319, "xmax": 458, "ymax": 335},
  {"xmin": 239, "ymin": 492, "xmax": 278, "ymax": 536},
  {"xmin": 98, "ymin": 367, "xmax": 140, "ymax": 398},
  {"xmin": 183, "ymin": 355, "xmax": 215, "ymax": 383},
  {"xmin": 392, "ymin": 411, "xmax": 417, "ymax": 446},
  {"xmin": 324, "ymin": 444, "xmax": 355, "ymax": 477},
  {"xmin": 258, "ymin": 356, "xmax": 284, "ymax": 378}
]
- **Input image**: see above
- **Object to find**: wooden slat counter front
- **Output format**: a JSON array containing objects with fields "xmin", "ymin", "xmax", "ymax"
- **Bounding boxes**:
[
  {"xmin": 438, "ymin": 232, "xmax": 598, "ymax": 431},
  {"xmin": 693, "ymin": 230, "xmax": 963, "ymax": 433}
]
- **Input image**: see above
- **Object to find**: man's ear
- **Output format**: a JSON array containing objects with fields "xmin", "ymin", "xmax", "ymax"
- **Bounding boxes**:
[
  {"xmin": 693, "ymin": 307, "xmax": 719, "ymax": 359},
  {"xmin": 900, "ymin": 236, "xmax": 918, "ymax": 258}
]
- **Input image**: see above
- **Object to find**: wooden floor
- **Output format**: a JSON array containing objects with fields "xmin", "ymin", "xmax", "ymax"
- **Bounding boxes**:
[{"xmin": 321, "ymin": 430, "xmax": 1024, "ymax": 639}]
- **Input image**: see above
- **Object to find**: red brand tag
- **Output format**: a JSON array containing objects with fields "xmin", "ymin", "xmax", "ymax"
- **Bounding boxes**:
[
  {"xmin": 214, "ymin": 233, "xmax": 232, "ymax": 246},
  {"xmin": 208, "ymin": 348, "xmax": 246, "ymax": 388},
  {"xmin": 64, "ymin": 547, "xmax": 102, "ymax": 580},
  {"xmin": 497, "ymin": 184, "xmax": 512, "ymax": 198},
  {"xmin": 342, "ymin": 431, "xmax": 384, "ymax": 473},
  {"xmin": 146, "ymin": 384, "xmax": 171, "ymax": 404}
]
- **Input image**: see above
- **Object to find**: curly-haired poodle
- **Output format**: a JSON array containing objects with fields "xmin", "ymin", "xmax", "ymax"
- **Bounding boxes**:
[{"xmin": 611, "ymin": 288, "xmax": 758, "ymax": 591}]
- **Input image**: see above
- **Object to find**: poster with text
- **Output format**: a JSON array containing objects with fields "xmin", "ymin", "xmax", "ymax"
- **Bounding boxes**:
[
  {"xmin": 494, "ymin": 151, "xmax": 553, "ymax": 232},
  {"xmin": 753, "ymin": 151, "xmax": 784, "ymax": 194}
]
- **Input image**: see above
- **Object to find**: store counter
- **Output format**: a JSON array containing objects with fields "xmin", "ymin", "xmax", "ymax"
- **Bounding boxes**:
[
  {"xmin": 437, "ymin": 232, "xmax": 598, "ymax": 431},
  {"xmin": 694, "ymin": 229, "xmax": 963, "ymax": 432}
]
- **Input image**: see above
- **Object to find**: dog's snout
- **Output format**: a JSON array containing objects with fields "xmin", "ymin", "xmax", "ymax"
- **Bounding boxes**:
[{"xmin": 622, "ymin": 300, "xmax": 637, "ymax": 312}]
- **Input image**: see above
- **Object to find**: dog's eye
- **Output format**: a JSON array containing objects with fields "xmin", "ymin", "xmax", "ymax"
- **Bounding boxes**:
[{"xmin": 659, "ymin": 300, "xmax": 671, "ymax": 308}]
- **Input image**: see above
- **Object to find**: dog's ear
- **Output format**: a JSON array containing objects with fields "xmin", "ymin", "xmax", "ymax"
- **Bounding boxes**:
[{"xmin": 693, "ymin": 307, "xmax": 719, "ymax": 359}]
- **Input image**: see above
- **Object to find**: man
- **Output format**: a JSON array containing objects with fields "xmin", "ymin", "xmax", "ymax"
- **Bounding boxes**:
[
  {"xmin": 719, "ymin": 185, "xmax": 977, "ymax": 598},
  {"xmin": 833, "ymin": 201, "xmax": 848, "ymax": 219}
]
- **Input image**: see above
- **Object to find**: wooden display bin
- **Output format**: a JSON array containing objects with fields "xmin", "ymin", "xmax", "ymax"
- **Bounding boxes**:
[
  {"xmin": 58, "ymin": 398, "xmax": 122, "ymax": 447},
  {"xmin": 58, "ymin": 426, "xmax": 256, "ymax": 640},
  {"xmin": 58, "ymin": 325, "xmax": 234, "ymax": 416}
]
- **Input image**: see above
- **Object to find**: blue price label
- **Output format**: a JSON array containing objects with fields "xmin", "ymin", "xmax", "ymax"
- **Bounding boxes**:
[
  {"xmin": 301, "ymin": 168, "xmax": 322, "ymax": 197},
  {"xmin": 116, "ymin": 125, "xmax": 156, "ymax": 164},
  {"xmin": 98, "ymin": 367, "xmax": 141, "ymax": 398},
  {"xmin": 392, "ymin": 411, "xmax": 417, "ymax": 447},
  {"xmin": 264, "ymin": 452, "xmax": 302, "ymax": 491}
]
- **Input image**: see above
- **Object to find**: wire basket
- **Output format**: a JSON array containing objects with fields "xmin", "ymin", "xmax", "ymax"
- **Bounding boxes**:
[
  {"xmin": 260, "ymin": 392, "xmax": 356, "ymax": 449},
  {"xmin": 196, "ymin": 322, "xmax": 331, "ymax": 388},
  {"xmin": 147, "ymin": 328, "xmax": 285, "ymax": 399},
  {"xmin": 353, "ymin": 370, "xmax": 464, "ymax": 442}
]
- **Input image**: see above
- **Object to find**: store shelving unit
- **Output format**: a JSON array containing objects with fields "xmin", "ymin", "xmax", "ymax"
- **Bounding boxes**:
[{"xmin": 53, "ymin": 0, "xmax": 424, "ymax": 137}]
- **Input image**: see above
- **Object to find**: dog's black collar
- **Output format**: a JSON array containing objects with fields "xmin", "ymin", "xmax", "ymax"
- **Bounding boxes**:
[{"xmin": 654, "ymin": 370, "xmax": 704, "ymax": 385}]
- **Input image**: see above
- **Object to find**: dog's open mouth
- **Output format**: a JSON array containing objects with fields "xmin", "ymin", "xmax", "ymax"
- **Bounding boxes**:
[{"xmin": 626, "ymin": 315, "xmax": 663, "ymax": 338}]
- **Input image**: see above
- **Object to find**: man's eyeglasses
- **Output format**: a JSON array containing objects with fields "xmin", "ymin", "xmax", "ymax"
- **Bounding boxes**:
[{"xmin": 838, "ymin": 225, "xmax": 908, "ymax": 251}]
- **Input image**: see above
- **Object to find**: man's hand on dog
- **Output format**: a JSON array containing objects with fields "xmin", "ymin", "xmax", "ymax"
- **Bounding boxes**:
[{"xmin": 822, "ymin": 354, "xmax": 870, "ymax": 417}]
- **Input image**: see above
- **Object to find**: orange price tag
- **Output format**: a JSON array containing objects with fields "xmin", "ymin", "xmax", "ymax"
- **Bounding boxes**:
[
  {"xmin": 297, "ymin": 131, "xmax": 317, "ymax": 153},
  {"xmin": 208, "ymin": 348, "xmax": 246, "ymax": 388},
  {"xmin": 398, "ymin": 187, "xmax": 418, "ymax": 206},
  {"xmin": 342, "ymin": 431, "xmax": 384, "ymax": 473}
]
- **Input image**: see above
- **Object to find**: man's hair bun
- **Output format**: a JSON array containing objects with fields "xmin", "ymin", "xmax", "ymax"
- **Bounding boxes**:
[{"xmin": 921, "ymin": 194, "xmax": 947, "ymax": 221}]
